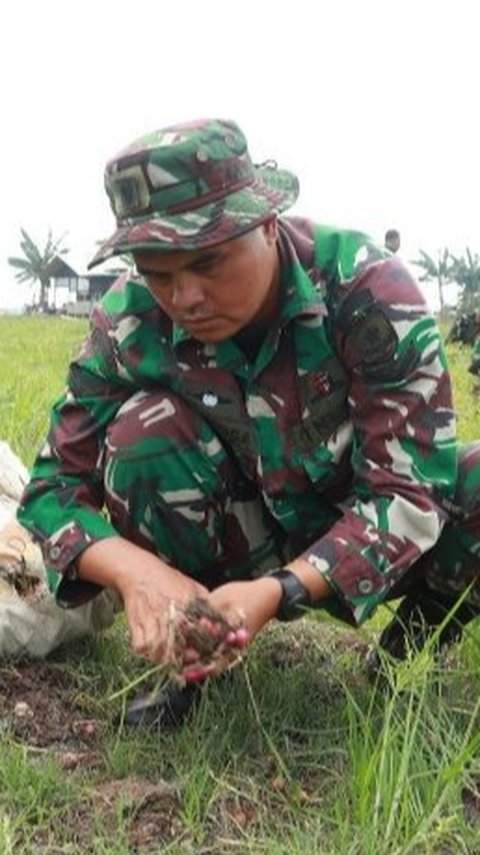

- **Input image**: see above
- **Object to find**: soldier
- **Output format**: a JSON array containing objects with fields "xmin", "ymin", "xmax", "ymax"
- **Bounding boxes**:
[
  {"xmin": 384, "ymin": 228, "xmax": 401, "ymax": 254},
  {"xmin": 447, "ymin": 311, "xmax": 480, "ymax": 347},
  {"xmin": 470, "ymin": 342, "xmax": 480, "ymax": 377},
  {"xmin": 17, "ymin": 119, "xmax": 480, "ymax": 728}
]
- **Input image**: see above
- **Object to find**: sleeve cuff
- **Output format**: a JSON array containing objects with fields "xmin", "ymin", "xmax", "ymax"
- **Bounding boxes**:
[
  {"xmin": 304, "ymin": 548, "xmax": 389, "ymax": 627},
  {"xmin": 42, "ymin": 518, "xmax": 118, "ymax": 608}
]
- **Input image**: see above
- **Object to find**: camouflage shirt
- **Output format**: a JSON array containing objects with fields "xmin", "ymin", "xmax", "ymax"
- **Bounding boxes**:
[{"xmin": 18, "ymin": 218, "xmax": 458, "ymax": 625}]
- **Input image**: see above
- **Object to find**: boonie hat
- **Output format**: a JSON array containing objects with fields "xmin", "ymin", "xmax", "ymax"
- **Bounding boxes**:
[{"xmin": 88, "ymin": 118, "xmax": 299, "ymax": 268}]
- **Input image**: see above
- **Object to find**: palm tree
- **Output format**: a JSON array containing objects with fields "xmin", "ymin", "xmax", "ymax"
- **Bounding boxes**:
[
  {"xmin": 8, "ymin": 229, "xmax": 69, "ymax": 311},
  {"xmin": 411, "ymin": 248, "xmax": 453, "ymax": 320},
  {"xmin": 450, "ymin": 248, "xmax": 480, "ymax": 312}
]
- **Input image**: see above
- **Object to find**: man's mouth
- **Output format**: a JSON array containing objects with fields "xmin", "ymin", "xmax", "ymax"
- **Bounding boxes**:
[{"xmin": 181, "ymin": 316, "xmax": 218, "ymax": 327}]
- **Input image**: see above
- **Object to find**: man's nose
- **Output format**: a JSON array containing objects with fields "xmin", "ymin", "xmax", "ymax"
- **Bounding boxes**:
[{"xmin": 171, "ymin": 273, "xmax": 205, "ymax": 309}]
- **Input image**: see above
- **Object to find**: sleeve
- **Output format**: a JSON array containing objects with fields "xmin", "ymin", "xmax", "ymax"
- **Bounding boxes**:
[
  {"xmin": 302, "ymin": 257, "xmax": 458, "ymax": 625},
  {"xmin": 17, "ymin": 302, "xmax": 134, "ymax": 603}
]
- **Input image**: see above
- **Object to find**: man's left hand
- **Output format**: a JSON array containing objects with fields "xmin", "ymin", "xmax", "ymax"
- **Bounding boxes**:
[{"xmin": 179, "ymin": 577, "xmax": 282, "ymax": 682}]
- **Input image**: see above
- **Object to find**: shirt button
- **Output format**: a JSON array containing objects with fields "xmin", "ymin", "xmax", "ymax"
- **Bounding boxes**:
[
  {"xmin": 358, "ymin": 578, "xmax": 373, "ymax": 595},
  {"xmin": 202, "ymin": 392, "xmax": 218, "ymax": 407},
  {"xmin": 49, "ymin": 546, "xmax": 61, "ymax": 561},
  {"xmin": 196, "ymin": 147, "xmax": 209, "ymax": 163}
]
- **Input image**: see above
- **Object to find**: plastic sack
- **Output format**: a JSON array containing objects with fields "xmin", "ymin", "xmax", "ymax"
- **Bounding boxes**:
[{"xmin": 0, "ymin": 441, "xmax": 120, "ymax": 658}]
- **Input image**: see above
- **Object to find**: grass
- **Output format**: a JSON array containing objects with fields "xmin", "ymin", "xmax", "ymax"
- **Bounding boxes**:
[
  {"xmin": 0, "ymin": 316, "xmax": 87, "ymax": 466},
  {"xmin": 1, "ymin": 315, "xmax": 480, "ymax": 853}
]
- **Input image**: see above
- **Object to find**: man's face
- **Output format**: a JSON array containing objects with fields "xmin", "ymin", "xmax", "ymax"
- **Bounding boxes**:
[
  {"xmin": 133, "ymin": 218, "xmax": 279, "ymax": 343},
  {"xmin": 386, "ymin": 234, "xmax": 400, "ymax": 253}
]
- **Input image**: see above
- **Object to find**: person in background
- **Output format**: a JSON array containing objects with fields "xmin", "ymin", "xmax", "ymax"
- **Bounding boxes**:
[
  {"xmin": 17, "ymin": 119, "xmax": 480, "ymax": 728},
  {"xmin": 384, "ymin": 228, "xmax": 401, "ymax": 254}
]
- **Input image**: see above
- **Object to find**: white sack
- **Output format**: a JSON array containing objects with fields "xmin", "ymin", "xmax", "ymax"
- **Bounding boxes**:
[{"xmin": 0, "ymin": 442, "xmax": 120, "ymax": 658}]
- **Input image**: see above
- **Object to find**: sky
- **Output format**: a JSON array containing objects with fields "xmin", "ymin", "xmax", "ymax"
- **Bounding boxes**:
[{"xmin": 1, "ymin": 0, "xmax": 478, "ymax": 311}]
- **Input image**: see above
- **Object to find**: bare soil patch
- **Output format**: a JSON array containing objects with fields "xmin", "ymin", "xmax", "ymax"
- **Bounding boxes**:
[
  {"xmin": 0, "ymin": 661, "xmax": 105, "ymax": 751},
  {"xmin": 0, "ymin": 626, "xmax": 370, "ymax": 852},
  {"xmin": 0, "ymin": 661, "xmax": 188, "ymax": 851}
]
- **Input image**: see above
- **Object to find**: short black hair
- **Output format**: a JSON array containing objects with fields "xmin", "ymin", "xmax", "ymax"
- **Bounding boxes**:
[{"xmin": 385, "ymin": 229, "xmax": 400, "ymax": 241}]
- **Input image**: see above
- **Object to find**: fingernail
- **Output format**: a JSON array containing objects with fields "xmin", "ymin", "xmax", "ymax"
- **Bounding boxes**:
[
  {"xmin": 226, "ymin": 628, "xmax": 249, "ymax": 647},
  {"xmin": 235, "ymin": 628, "xmax": 249, "ymax": 647},
  {"xmin": 237, "ymin": 627, "xmax": 250, "ymax": 647},
  {"xmin": 183, "ymin": 668, "xmax": 207, "ymax": 683}
]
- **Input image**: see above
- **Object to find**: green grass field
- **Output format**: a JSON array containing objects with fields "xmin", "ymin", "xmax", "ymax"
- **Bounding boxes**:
[
  {"xmin": 0, "ymin": 316, "xmax": 88, "ymax": 466},
  {"xmin": 1, "ymin": 315, "xmax": 480, "ymax": 854}
]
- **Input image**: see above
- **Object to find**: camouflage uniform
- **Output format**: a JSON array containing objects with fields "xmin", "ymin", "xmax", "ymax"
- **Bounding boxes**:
[
  {"xmin": 18, "ymin": 216, "xmax": 480, "ymax": 626},
  {"xmin": 16, "ymin": 119, "xmax": 480, "ymax": 627},
  {"xmin": 447, "ymin": 312, "xmax": 480, "ymax": 347}
]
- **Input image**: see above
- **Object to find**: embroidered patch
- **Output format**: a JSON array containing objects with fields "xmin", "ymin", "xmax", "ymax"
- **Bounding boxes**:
[
  {"xmin": 345, "ymin": 310, "xmax": 398, "ymax": 367},
  {"xmin": 293, "ymin": 358, "xmax": 349, "ymax": 451},
  {"xmin": 307, "ymin": 371, "xmax": 331, "ymax": 397}
]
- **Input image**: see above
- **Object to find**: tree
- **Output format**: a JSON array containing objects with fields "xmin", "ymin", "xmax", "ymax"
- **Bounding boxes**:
[
  {"xmin": 8, "ymin": 229, "xmax": 69, "ymax": 311},
  {"xmin": 450, "ymin": 247, "xmax": 480, "ymax": 312},
  {"xmin": 411, "ymin": 248, "xmax": 454, "ymax": 319}
]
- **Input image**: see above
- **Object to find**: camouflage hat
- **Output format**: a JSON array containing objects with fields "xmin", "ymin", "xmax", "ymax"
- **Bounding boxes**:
[{"xmin": 88, "ymin": 118, "xmax": 299, "ymax": 268}]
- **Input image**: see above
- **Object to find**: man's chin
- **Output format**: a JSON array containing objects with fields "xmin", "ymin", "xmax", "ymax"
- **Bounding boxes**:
[{"xmin": 190, "ymin": 329, "xmax": 231, "ymax": 343}]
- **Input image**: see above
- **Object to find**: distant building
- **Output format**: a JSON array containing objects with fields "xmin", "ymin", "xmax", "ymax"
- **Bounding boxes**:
[{"xmin": 45, "ymin": 256, "xmax": 122, "ymax": 315}]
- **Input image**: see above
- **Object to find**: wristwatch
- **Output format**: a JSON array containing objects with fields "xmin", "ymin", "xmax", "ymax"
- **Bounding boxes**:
[{"xmin": 266, "ymin": 568, "xmax": 312, "ymax": 621}]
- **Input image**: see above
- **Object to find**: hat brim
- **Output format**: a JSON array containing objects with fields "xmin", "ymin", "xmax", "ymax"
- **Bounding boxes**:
[{"xmin": 88, "ymin": 165, "xmax": 299, "ymax": 269}]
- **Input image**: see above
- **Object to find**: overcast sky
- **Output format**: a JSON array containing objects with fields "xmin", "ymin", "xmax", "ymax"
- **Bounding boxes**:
[{"xmin": 1, "ymin": 0, "xmax": 478, "ymax": 311}]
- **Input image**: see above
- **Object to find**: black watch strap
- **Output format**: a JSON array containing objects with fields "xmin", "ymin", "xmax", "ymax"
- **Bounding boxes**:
[{"xmin": 266, "ymin": 568, "xmax": 312, "ymax": 622}]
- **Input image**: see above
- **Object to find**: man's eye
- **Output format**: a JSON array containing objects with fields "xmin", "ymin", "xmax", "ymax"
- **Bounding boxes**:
[
  {"xmin": 150, "ymin": 273, "xmax": 172, "ymax": 285},
  {"xmin": 192, "ymin": 256, "xmax": 220, "ymax": 273}
]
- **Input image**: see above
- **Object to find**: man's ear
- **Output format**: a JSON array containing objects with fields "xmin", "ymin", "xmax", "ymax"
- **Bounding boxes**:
[{"xmin": 262, "ymin": 214, "xmax": 278, "ymax": 246}]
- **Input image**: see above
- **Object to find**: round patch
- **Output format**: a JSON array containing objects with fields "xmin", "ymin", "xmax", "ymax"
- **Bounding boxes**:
[{"xmin": 345, "ymin": 310, "xmax": 398, "ymax": 367}]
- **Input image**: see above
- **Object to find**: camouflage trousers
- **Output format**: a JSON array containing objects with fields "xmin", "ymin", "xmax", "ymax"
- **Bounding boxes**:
[{"xmin": 104, "ymin": 390, "xmax": 480, "ymax": 614}]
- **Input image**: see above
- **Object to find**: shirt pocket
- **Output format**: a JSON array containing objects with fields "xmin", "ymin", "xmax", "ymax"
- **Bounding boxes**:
[{"xmin": 292, "ymin": 370, "xmax": 350, "ymax": 486}]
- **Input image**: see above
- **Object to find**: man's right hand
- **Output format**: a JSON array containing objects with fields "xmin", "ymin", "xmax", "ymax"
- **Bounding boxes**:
[{"xmin": 76, "ymin": 537, "xmax": 208, "ymax": 663}]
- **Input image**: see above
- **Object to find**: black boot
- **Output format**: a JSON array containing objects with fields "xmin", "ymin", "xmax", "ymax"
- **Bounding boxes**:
[
  {"xmin": 120, "ymin": 681, "xmax": 202, "ymax": 730},
  {"xmin": 367, "ymin": 585, "xmax": 480, "ymax": 676}
]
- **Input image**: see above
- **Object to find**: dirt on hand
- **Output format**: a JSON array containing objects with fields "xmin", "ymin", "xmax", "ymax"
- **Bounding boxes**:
[{"xmin": 165, "ymin": 597, "xmax": 246, "ymax": 681}]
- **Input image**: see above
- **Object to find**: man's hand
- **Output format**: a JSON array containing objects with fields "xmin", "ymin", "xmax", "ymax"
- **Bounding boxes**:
[
  {"xmin": 207, "ymin": 577, "xmax": 282, "ymax": 638},
  {"xmin": 119, "ymin": 565, "xmax": 208, "ymax": 662},
  {"xmin": 166, "ymin": 596, "xmax": 250, "ymax": 682},
  {"xmin": 76, "ymin": 537, "xmax": 208, "ymax": 663},
  {"xmin": 178, "ymin": 577, "xmax": 282, "ymax": 682},
  {"xmin": 177, "ymin": 562, "xmax": 333, "ymax": 682},
  {"xmin": 76, "ymin": 541, "xmax": 331, "ymax": 679}
]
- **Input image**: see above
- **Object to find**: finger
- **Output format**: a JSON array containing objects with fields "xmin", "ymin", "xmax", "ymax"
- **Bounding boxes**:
[
  {"xmin": 181, "ymin": 647, "xmax": 244, "ymax": 682},
  {"xmin": 181, "ymin": 654, "xmax": 241, "ymax": 683},
  {"xmin": 131, "ymin": 613, "xmax": 167, "ymax": 662},
  {"xmin": 127, "ymin": 596, "xmax": 157, "ymax": 656},
  {"xmin": 182, "ymin": 663, "xmax": 217, "ymax": 682},
  {"xmin": 182, "ymin": 645, "xmax": 201, "ymax": 664},
  {"xmin": 132, "ymin": 632, "xmax": 161, "ymax": 660},
  {"xmin": 198, "ymin": 616, "xmax": 222, "ymax": 637},
  {"xmin": 129, "ymin": 617, "xmax": 148, "ymax": 656},
  {"xmin": 225, "ymin": 627, "xmax": 250, "ymax": 648},
  {"xmin": 148, "ymin": 623, "xmax": 169, "ymax": 663}
]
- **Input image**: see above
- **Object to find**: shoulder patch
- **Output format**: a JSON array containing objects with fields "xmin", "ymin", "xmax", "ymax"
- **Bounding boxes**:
[{"xmin": 344, "ymin": 310, "xmax": 398, "ymax": 368}]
